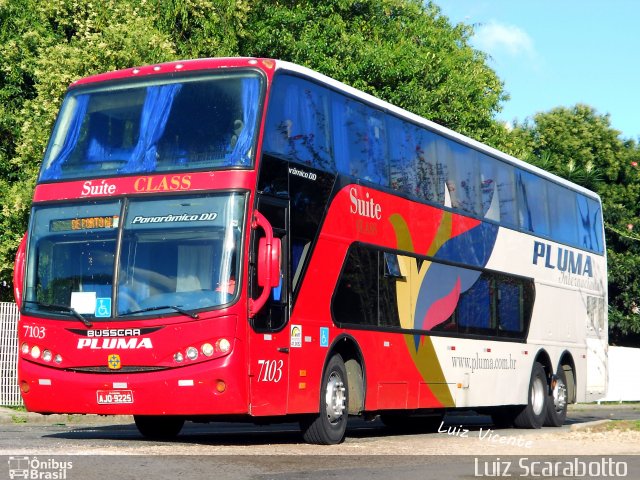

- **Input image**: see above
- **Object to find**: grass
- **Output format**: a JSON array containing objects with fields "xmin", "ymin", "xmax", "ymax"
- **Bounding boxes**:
[
  {"xmin": 587, "ymin": 420, "xmax": 640, "ymax": 432},
  {"xmin": 608, "ymin": 420, "xmax": 640, "ymax": 431},
  {"xmin": 3, "ymin": 405, "xmax": 27, "ymax": 412},
  {"xmin": 11, "ymin": 415, "xmax": 27, "ymax": 424}
]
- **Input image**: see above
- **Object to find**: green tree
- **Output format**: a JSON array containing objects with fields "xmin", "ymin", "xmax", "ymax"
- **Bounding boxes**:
[
  {"xmin": 154, "ymin": 0, "xmax": 249, "ymax": 58},
  {"xmin": 239, "ymin": 0, "xmax": 508, "ymax": 144},
  {"xmin": 514, "ymin": 104, "xmax": 624, "ymax": 185}
]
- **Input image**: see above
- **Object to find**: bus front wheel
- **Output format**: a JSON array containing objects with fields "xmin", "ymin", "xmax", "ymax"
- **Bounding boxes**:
[
  {"xmin": 300, "ymin": 354, "xmax": 349, "ymax": 445},
  {"xmin": 513, "ymin": 362, "xmax": 547, "ymax": 429},
  {"xmin": 134, "ymin": 415, "xmax": 185, "ymax": 440}
]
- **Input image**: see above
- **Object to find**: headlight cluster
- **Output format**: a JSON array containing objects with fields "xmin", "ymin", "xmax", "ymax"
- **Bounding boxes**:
[
  {"xmin": 21, "ymin": 342, "xmax": 62, "ymax": 364},
  {"xmin": 173, "ymin": 338, "xmax": 232, "ymax": 364}
]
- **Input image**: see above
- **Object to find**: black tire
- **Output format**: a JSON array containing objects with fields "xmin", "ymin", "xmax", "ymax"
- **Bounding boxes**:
[
  {"xmin": 544, "ymin": 366, "xmax": 569, "ymax": 427},
  {"xmin": 300, "ymin": 354, "xmax": 349, "ymax": 445},
  {"xmin": 513, "ymin": 362, "xmax": 547, "ymax": 429},
  {"xmin": 134, "ymin": 415, "xmax": 185, "ymax": 440}
]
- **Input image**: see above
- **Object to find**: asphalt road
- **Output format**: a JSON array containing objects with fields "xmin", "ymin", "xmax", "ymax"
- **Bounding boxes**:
[{"xmin": 0, "ymin": 404, "xmax": 639, "ymax": 480}]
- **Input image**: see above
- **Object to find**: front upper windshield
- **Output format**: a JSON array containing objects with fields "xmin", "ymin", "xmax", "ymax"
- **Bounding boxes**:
[
  {"xmin": 25, "ymin": 193, "xmax": 245, "ymax": 319},
  {"xmin": 39, "ymin": 71, "xmax": 262, "ymax": 181}
]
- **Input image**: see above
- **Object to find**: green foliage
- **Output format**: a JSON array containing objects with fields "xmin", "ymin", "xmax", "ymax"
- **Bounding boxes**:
[
  {"xmin": 154, "ymin": 0, "xmax": 249, "ymax": 57},
  {"xmin": 514, "ymin": 105, "xmax": 625, "ymax": 185},
  {"xmin": 239, "ymin": 0, "xmax": 508, "ymax": 144}
]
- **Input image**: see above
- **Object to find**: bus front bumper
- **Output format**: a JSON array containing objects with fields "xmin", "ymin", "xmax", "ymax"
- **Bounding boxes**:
[{"xmin": 18, "ymin": 356, "xmax": 248, "ymax": 416}]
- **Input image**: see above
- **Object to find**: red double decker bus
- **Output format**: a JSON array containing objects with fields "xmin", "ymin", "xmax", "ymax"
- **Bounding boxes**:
[{"xmin": 15, "ymin": 58, "xmax": 607, "ymax": 445}]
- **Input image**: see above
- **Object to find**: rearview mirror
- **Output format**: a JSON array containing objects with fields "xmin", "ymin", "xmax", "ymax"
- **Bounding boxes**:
[
  {"xmin": 249, "ymin": 210, "xmax": 282, "ymax": 317},
  {"xmin": 258, "ymin": 236, "xmax": 282, "ymax": 288}
]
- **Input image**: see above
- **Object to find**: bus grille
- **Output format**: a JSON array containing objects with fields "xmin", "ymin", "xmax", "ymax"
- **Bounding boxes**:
[{"xmin": 67, "ymin": 366, "xmax": 168, "ymax": 373}]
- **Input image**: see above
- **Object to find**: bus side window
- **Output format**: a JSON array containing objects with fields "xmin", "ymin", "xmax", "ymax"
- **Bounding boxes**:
[
  {"xmin": 497, "ymin": 278, "xmax": 523, "ymax": 333},
  {"xmin": 548, "ymin": 182, "xmax": 579, "ymax": 246},
  {"xmin": 292, "ymin": 240, "xmax": 310, "ymax": 291},
  {"xmin": 332, "ymin": 246, "xmax": 378, "ymax": 327},
  {"xmin": 457, "ymin": 275, "xmax": 492, "ymax": 332},
  {"xmin": 379, "ymin": 252, "xmax": 402, "ymax": 328},
  {"xmin": 517, "ymin": 170, "xmax": 550, "ymax": 236}
]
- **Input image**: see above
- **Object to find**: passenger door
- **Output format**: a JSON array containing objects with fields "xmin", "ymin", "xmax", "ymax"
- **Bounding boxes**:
[{"xmin": 248, "ymin": 196, "xmax": 290, "ymax": 415}]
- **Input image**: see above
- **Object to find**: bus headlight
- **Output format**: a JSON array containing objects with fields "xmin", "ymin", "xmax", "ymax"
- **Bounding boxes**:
[
  {"xmin": 216, "ymin": 338, "xmax": 231, "ymax": 354},
  {"xmin": 201, "ymin": 343, "xmax": 214, "ymax": 357},
  {"xmin": 186, "ymin": 347, "xmax": 198, "ymax": 361}
]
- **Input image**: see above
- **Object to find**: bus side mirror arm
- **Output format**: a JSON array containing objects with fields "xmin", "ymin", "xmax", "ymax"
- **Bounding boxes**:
[
  {"xmin": 13, "ymin": 232, "xmax": 27, "ymax": 308},
  {"xmin": 249, "ymin": 211, "xmax": 282, "ymax": 318}
]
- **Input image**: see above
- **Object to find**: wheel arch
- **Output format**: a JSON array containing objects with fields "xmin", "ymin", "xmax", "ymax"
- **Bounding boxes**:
[
  {"xmin": 325, "ymin": 334, "xmax": 366, "ymax": 415},
  {"xmin": 533, "ymin": 349, "xmax": 553, "ymax": 381},
  {"xmin": 557, "ymin": 350, "xmax": 577, "ymax": 404}
]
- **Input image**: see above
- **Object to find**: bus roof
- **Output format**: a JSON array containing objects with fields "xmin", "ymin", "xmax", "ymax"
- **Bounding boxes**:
[{"xmin": 69, "ymin": 57, "xmax": 274, "ymax": 88}]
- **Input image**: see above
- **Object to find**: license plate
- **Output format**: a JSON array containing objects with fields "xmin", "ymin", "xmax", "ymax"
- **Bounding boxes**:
[{"xmin": 97, "ymin": 389, "xmax": 134, "ymax": 404}]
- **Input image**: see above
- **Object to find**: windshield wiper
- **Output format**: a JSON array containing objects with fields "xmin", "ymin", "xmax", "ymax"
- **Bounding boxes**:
[
  {"xmin": 25, "ymin": 300, "xmax": 93, "ymax": 328},
  {"xmin": 125, "ymin": 305, "xmax": 199, "ymax": 319}
]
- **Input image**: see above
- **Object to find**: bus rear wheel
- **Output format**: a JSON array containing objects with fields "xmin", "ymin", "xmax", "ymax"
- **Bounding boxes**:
[
  {"xmin": 300, "ymin": 354, "xmax": 349, "ymax": 445},
  {"xmin": 134, "ymin": 415, "xmax": 185, "ymax": 440},
  {"xmin": 513, "ymin": 362, "xmax": 547, "ymax": 429},
  {"xmin": 544, "ymin": 367, "xmax": 568, "ymax": 427}
]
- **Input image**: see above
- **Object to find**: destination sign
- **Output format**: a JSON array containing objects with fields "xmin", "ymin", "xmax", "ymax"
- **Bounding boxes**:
[{"xmin": 50, "ymin": 215, "xmax": 119, "ymax": 232}]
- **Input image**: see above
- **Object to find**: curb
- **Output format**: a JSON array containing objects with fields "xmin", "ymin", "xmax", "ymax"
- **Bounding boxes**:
[{"xmin": 569, "ymin": 419, "xmax": 611, "ymax": 431}]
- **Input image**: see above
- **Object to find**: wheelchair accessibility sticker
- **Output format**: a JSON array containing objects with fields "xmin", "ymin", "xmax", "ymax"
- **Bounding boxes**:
[
  {"xmin": 95, "ymin": 298, "xmax": 112, "ymax": 318},
  {"xmin": 320, "ymin": 327, "xmax": 329, "ymax": 348}
]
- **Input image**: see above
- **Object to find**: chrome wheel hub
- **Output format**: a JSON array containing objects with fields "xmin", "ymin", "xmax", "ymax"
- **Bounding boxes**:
[
  {"xmin": 531, "ymin": 376, "xmax": 546, "ymax": 416},
  {"xmin": 325, "ymin": 371, "xmax": 346, "ymax": 424},
  {"xmin": 552, "ymin": 379, "xmax": 568, "ymax": 413}
]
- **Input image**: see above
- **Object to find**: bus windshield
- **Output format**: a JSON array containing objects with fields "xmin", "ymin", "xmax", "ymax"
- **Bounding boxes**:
[
  {"xmin": 39, "ymin": 71, "xmax": 262, "ymax": 181},
  {"xmin": 25, "ymin": 193, "xmax": 246, "ymax": 319}
]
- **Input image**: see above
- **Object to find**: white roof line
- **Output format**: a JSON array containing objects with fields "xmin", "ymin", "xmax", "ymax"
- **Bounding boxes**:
[{"xmin": 273, "ymin": 60, "xmax": 600, "ymax": 201}]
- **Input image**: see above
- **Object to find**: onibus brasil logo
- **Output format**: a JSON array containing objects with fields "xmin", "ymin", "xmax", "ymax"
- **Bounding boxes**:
[{"xmin": 8, "ymin": 456, "xmax": 73, "ymax": 479}]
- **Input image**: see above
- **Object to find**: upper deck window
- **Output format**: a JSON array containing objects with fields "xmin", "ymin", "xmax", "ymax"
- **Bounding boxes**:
[
  {"xmin": 40, "ymin": 71, "xmax": 262, "ymax": 181},
  {"xmin": 262, "ymin": 73, "xmax": 604, "ymax": 255}
]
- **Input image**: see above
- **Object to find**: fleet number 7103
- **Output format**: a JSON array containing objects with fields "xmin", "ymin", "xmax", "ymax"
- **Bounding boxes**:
[
  {"xmin": 257, "ymin": 359, "xmax": 284, "ymax": 383},
  {"xmin": 23, "ymin": 325, "xmax": 46, "ymax": 339}
]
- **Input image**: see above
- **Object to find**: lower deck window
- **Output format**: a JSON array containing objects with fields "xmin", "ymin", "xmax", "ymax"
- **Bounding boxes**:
[{"xmin": 332, "ymin": 244, "xmax": 534, "ymax": 340}]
